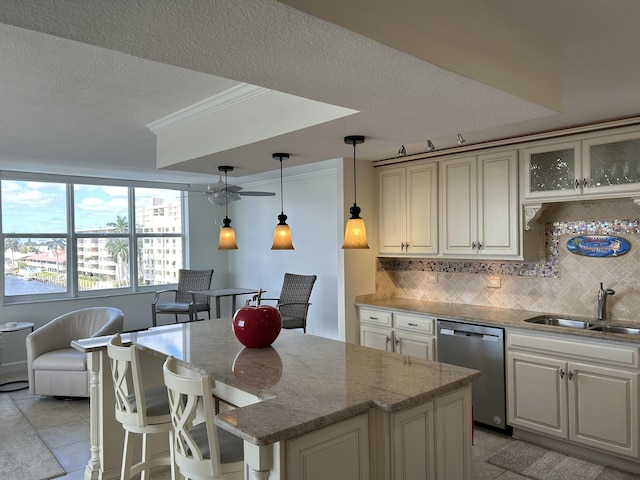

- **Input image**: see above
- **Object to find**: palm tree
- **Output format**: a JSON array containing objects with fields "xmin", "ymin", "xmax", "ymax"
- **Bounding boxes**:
[
  {"xmin": 107, "ymin": 215, "xmax": 128, "ymax": 233},
  {"xmin": 4, "ymin": 238, "xmax": 20, "ymax": 267},
  {"xmin": 105, "ymin": 239, "xmax": 129, "ymax": 287},
  {"xmin": 46, "ymin": 238, "xmax": 66, "ymax": 275}
]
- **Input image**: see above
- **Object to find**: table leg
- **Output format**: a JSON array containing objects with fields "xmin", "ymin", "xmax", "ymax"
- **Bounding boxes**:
[{"xmin": 215, "ymin": 297, "xmax": 222, "ymax": 319}]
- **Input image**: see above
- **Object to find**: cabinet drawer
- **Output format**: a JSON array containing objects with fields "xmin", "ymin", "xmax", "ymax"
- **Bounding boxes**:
[
  {"xmin": 508, "ymin": 330, "xmax": 640, "ymax": 369},
  {"xmin": 395, "ymin": 313, "xmax": 434, "ymax": 335},
  {"xmin": 359, "ymin": 308, "xmax": 392, "ymax": 327}
]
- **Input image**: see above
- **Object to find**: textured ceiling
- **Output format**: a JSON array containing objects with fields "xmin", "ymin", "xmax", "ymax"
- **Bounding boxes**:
[{"xmin": 0, "ymin": 0, "xmax": 639, "ymax": 184}]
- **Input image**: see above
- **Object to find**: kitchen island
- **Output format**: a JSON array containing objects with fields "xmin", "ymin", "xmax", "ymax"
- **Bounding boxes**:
[{"xmin": 72, "ymin": 319, "xmax": 479, "ymax": 480}]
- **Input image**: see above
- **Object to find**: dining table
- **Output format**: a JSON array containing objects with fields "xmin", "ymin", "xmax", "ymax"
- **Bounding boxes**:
[{"xmin": 189, "ymin": 287, "xmax": 262, "ymax": 318}]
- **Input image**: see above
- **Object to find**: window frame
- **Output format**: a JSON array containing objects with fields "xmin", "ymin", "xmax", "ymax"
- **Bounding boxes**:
[{"xmin": 1, "ymin": 171, "xmax": 189, "ymax": 304}]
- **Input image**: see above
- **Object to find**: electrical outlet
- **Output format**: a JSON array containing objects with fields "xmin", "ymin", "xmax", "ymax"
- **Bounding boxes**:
[
  {"xmin": 487, "ymin": 276, "xmax": 501, "ymax": 288},
  {"xmin": 426, "ymin": 273, "xmax": 438, "ymax": 283}
]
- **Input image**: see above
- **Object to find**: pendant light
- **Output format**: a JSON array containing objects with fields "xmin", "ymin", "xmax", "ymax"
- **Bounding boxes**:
[
  {"xmin": 271, "ymin": 153, "xmax": 294, "ymax": 250},
  {"xmin": 342, "ymin": 135, "xmax": 369, "ymax": 249},
  {"xmin": 217, "ymin": 166, "xmax": 238, "ymax": 250}
]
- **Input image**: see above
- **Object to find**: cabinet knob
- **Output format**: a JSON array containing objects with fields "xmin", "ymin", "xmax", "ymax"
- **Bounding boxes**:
[
  {"xmin": 574, "ymin": 178, "xmax": 580, "ymax": 189},
  {"xmin": 400, "ymin": 242, "xmax": 405, "ymax": 251},
  {"xmin": 472, "ymin": 241, "xmax": 476, "ymax": 250},
  {"xmin": 395, "ymin": 338, "xmax": 400, "ymax": 346},
  {"xmin": 568, "ymin": 370, "xmax": 574, "ymax": 380},
  {"xmin": 559, "ymin": 368, "xmax": 565, "ymax": 379},
  {"xmin": 477, "ymin": 242, "xmax": 482, "ymax": 250},
  {"xmin": 386, "ymin": 336, "xmax": 391, "ymax": 344}
]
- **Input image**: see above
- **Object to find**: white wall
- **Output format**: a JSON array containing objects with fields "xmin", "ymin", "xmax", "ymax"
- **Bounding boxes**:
[{"xmin": 227, "ymin": 162, "xmax": 341, "ymax": 339}]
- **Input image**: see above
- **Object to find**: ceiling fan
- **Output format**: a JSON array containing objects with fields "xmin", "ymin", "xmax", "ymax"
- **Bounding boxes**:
[{"xmin": 192, "ymin": 166, "xmax": 275, "ymax": 207}]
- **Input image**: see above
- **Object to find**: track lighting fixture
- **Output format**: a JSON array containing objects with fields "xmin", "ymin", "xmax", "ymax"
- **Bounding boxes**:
[
  {"xmin": 217, "ymin": 166, "xmax": 238, "ymax": 250},
  {"xmin": 426, "ymin": 140, "xmax": 435, "ymax": 152},
  {"xmin": 398, "ymin": 145, "xmax": 406, "ymax": 157},
  {"xmin": 457, "ymin": 133, "xmax": 466, "ymax": 145},
  {"xmin": 342, "ymin": 135, "xmax": 369, "ymax": 249},
  {"xmin": 271, "ymin": 153, "xmax": 294, "ymax": 250}
]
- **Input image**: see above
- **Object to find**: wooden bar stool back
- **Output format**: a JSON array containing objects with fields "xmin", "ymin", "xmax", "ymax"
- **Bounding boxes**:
[{"xmin": 107, "ymin": 334, "xmax": 176, "ymax": 480}]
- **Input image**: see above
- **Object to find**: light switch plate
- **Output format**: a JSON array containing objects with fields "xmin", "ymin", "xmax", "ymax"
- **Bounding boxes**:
[{"xmin": 487, "ymin": 276, "xmax": 501, "ymax": 288}]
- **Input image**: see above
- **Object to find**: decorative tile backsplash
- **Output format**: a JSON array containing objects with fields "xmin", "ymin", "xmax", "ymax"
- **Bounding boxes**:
[{"xmin": 369, "ymin": 198, "xmax": 640, "ymax": 322}]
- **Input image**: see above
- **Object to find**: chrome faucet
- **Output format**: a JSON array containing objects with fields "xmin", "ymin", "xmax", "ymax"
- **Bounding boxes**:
[{"xmin": 597, "ymin": 282, "xmax": 615, "ymax": 321}]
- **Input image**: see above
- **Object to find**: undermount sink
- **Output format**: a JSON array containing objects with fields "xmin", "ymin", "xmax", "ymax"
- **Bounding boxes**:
[
  {"xmin": 524, "ymin": 315, "xmax": 594, "ymax": 329},
  {"xmin": 525, "ymin": 315, "xmax": 640, "ymax": 334},
  {"xmin": 589, "ymin": 325, "xmax": 640, "ymax": 335}
]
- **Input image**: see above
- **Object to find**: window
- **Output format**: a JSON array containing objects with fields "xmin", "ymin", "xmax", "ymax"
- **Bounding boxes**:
[{"xmin": 1, "ymin": 176, "xmax": 184, "ymax": 302}]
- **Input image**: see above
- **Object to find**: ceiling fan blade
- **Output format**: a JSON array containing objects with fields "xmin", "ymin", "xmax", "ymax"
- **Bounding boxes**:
[
  {"xmin": 238, "ymin": 191, "xmax": 276, "ymax": 196},
  {"xmin": 223, "ymin": 184, "xmax": 243, "ymax": 193}
]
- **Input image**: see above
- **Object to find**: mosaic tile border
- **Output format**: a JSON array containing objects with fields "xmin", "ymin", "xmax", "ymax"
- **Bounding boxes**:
[{"xmin": 378, "ymin": 219, "xmax": 640, "ymax": 279}]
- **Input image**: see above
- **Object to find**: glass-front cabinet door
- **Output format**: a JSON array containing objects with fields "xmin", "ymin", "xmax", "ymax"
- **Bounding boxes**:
[
  {"xmin": 522, "ymin": 141, "xmax": 582, "ymax": 199},
  {"xmin": 583, "ymin": 130, "xmax": 640, "ymax": 196}
]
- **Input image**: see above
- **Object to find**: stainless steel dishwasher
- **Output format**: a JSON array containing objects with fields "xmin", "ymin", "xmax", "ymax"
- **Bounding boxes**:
[{"xmin": 436, "ymin": 319, "xmax": 509, "ymax": 431}]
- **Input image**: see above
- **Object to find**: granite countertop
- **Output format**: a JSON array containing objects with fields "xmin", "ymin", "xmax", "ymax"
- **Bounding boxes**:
[
  {"xmin": 356, "ymin": 297, "xmax": 640, "ymax": 344},
  {"xmin": 76, "ymin": 320, "xmax": 479, "ymax": 446}
]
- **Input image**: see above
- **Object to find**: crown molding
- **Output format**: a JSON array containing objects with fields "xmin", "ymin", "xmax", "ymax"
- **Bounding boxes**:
[{"xmin": 146, "ymin": 83, "xmax": 269, "ymax": 134}]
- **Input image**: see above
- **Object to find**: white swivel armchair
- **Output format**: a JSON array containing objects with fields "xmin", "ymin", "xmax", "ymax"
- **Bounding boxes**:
[{"xmin": 26, "ymin": 307, "xmax": 124, "ymax": 398}]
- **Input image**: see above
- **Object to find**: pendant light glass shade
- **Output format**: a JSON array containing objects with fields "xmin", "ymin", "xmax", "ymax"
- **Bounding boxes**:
[
  {"xmin": 271, "ymin": 153, "xmax": 294, "ymax": 250},
  {"xmin": 217, "ymin": 166, "xmax": 238, "ymax": 250},
  {"xmin": 218, "ymin": 217, "xmax": 238, "ymax": 250},
  {"xmin": 342, "ymin": 135, "xmax": 369, "ymax": 249}
]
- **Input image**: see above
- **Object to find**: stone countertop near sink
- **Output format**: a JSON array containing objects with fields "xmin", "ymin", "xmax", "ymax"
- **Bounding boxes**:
[
  {"xmin": 356, "ymin": 297, "xmax": 640, "ymax": 344},
  {"xmin": 74, "ymin": 319, "xmax": 480, "ymax": 446}
]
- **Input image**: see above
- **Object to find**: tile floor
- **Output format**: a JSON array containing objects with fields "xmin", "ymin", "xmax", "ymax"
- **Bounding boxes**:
[{"xmin": 0, "ymin": 374, "xmax": 627, "ymax": 480}]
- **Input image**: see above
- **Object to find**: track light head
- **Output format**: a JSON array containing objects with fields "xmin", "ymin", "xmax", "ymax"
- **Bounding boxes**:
[
  {"xmin": 426, "ymin": 140, "xmax": 435, "ymax": 152},
  {"xmin": 398, "ymin": 145, "xmax": 406, "ymax": 157},
  {"xmin": 457, "ymin": 133, "xmax": 466, "ymax": 145}
]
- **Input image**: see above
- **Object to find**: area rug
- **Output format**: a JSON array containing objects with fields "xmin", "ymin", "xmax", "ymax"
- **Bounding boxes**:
[
  {"xmin": 488, "ymin": 440, "xmax": 640, "ymax": 480},
  {"xmin": 0, "ymin": 394, "xmax": 66, "ymax": 479}
]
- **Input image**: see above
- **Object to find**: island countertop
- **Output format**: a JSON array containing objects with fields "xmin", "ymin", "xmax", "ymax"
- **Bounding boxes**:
[{"xmin": 81, "ymin": 319, "xmax": 480, "ymax": 446}]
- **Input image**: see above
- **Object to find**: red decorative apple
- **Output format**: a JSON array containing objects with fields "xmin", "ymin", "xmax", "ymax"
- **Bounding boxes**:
[{"xmin": 232, "ymin": 305, "xmax": 282, "ymax": 348}]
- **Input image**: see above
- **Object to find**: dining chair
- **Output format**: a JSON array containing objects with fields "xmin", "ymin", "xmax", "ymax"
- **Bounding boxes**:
[
  {"xmin": 249, "ymin": 273, "xmax": 317, "ymax": 333},
  {"xmin": 151, "ymin": 269, "xmax": 214, "ymax": 327},
  {"xmin": 107, "ymin": 334, "xmax": 176, "ymax": 480},
  {"xmin": 163, "ymin": 355, "xmax": 244, "ymax": 479}
]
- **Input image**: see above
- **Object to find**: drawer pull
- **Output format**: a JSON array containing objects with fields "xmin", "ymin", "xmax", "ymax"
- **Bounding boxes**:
[
  {"xmin": 369, "ymin": 316, "xmax": 378, "ymax": 320},
  {"xmin": 408, "ymin": 322, "xmax": 419, "ymax": 327}
]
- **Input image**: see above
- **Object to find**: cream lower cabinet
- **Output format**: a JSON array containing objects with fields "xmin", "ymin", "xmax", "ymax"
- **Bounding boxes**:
[
  {"xmin": 288, "ymin": 386, "xmax": 472, "ymax": 480},
  {"xmin": 507, "ymin": 330, "xmax": 640, "ymax": 459},
  {"xmin": 359, "ymin": 307, "xmax": 436, "ymax": 361}
]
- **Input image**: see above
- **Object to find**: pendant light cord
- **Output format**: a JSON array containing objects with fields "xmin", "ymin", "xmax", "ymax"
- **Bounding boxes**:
[
  {"xmin": 352, "ymin": 140, "xmax": 357, "ymax": 205},
  {"xmin": 224, "ymin": 169, "xmax": 229, "ymax": 219},
  {"xmin": 279, "ymin": 156, "xmax": 284, "ymax": 214}
]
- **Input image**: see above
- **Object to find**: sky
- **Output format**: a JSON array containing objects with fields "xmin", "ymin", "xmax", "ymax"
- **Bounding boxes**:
[{"xmin": 1, "ymin": 180, "xmax": 180, "ymax": 234}]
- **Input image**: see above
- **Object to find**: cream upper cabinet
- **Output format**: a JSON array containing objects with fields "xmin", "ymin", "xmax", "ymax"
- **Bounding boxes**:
[
  {"xmin": 378, "ymin": 161, "xmax": 438, "ymax": 256},
  {"xmin": 523, "ymin": 128, "xmax": 640, "ymax": 201},
  {"xmin": 440, "ymin": 150, "xmax": 519, "ymax": 258}
]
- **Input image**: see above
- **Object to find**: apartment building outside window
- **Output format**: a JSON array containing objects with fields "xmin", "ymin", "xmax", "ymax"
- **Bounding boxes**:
[{"xmin": 1, "ymin": 176, "xmax": 185, "ymax": 302}]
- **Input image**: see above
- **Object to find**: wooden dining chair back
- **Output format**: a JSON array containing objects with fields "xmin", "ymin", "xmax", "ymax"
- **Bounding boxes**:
[
  {"xmin": 253, "ymin": 273, "xmax": 317, "ymax": 332},
  {"xmin": 107, "ymin": 334, "xmax": 176, "ymax": 479},
  {"xmin": 163, "ymin": 356, "xmax": 244, "ymax": 479},
  {"xmin": 151, "ymin": 269, "xmax": 214, "ymax": 326}
]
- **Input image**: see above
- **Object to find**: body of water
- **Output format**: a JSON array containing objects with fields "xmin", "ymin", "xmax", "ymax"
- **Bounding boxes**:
[{"xmin": 4, "ymin": 275, "xmax": 66, "ymax": 295}]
